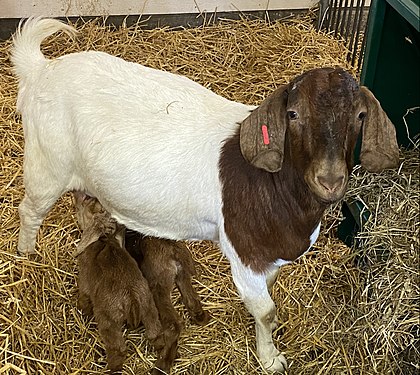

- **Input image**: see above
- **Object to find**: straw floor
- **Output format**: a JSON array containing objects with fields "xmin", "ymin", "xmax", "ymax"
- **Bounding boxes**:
[{"xmin": 0, "ymin": 15, "xmax": 418, "ymax": 375}]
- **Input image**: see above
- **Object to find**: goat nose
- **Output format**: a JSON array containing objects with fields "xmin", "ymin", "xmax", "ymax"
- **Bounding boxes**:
[{"xmin": 317, "ymin": 175, "xmax": 345, "ymax": 193}]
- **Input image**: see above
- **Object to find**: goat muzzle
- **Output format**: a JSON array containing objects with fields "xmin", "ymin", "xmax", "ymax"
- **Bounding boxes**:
[{"xmin": 305, "ymin": 167, "xmax": 348, "ymax": 204}]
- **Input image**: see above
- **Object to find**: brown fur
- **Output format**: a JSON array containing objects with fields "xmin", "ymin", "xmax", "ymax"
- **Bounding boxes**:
[
  {"xmin": 359, "ymin": 86, "xmax": 400, "ymax": 172},
  {"xmin": 221, "ymin": 68, "xmax": 399, "ymax": 273},
  {"xmin": 74, "ymin": 193, "xmax": 164, "ymax": 374},
  {"xmin": 220, "ymin": 132, "xmax": 326, "ymax": 272},
  {"xmin": 125, "ymin": 232, "xmax": 210, "ymax": 375}
]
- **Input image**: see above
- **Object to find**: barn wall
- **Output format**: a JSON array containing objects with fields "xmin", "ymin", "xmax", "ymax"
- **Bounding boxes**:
[{"xmin": 1, "ymin": 0, "xmax": 318, "ymax": 18}]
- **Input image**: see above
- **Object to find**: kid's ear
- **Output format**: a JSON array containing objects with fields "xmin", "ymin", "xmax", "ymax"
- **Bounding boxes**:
[{"xmin": 73, "ymin": 226, "xmax": 100, "ymax": 257}]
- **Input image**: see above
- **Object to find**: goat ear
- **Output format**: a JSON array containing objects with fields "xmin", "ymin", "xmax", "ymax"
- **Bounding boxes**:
[
  {"xmin": 72, "ymin": 191, "xmax": 85, "ymax": 206},
  {"xmin": 359, "ymin": 86, "xmax": 399, "ymax": 172},
  {"xmin": 114, "ymin": 225, "xmax": 126, "ymax": 248},
  {"xmin": 240, "ymin": 85, "xmax": 288, "ymax": 172},
  {"xmin": 72, "ymin": 191, "xmax": 93, "ymax": 206},
  {"xmin": 73, "ymin": 226, "xmax": 100, "ymax": 257}
]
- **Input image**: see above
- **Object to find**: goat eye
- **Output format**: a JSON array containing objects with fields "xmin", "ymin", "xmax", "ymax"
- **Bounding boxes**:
[
  {"xmin": 287, "ymin": 111, "xmax": 299, "ymax": 120},
  {"xmin": 357, "ymin": 112, "xmax": 366, "ymax": 121}
]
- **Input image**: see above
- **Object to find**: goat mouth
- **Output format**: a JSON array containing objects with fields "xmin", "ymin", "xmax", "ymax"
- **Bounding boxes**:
[
  {"xmin": 305, "ymin": 173, "xmax": 348, "ymax": 206},
  {"xmin": 307, "ymin": 183, "xmax": 347, "ymax": 206},
  {"xmin": 316, "ymin": 195, "xmax": 343, "ymax": 205},
  {"xmin": 317, "ymin": 186, "xmax": 347, "ymax": 204}
]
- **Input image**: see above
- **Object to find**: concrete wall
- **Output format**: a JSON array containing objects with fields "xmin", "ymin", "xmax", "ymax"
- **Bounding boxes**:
[{"xmin": 0, "ymin": 0, "xmax": 318, "ymax": 18}]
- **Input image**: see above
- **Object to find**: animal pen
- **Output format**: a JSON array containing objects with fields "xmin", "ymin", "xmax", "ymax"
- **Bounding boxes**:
[{"xmin": 0, "ymin": 1, "xmax": 419, "ymax": 374}]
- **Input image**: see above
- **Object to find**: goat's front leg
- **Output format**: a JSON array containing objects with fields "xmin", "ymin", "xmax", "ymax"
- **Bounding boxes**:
[
  {"xmin": 220, "ymin": 233, "xmax": 287, "ymax": 374},
  {"xmin": 237, "ymin": 269, "xmax": 286, "ymax": 373}
]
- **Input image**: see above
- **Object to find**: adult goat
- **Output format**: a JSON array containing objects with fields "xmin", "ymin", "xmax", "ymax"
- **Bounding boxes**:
[{"xmin": 12, "ymin": 18, "xmax": 399, "ymax": 373}]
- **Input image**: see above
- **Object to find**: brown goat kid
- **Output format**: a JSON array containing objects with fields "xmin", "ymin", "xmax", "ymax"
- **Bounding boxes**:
[
  {"xmin": 73, "ymin": 192, "xmax": 165, "ymax": 374},
  {"xmin": 125, "ymin": 232, "xmax": 210, "ymax": 374},
  {"xmin": 74, "ymin": 192, "xmax": 209, "ymax": 374}
]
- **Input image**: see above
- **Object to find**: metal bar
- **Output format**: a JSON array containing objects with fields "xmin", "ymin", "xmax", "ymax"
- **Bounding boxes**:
[
  {"xmin": 348, "ymin": 0, "xmax": 363, "ymax": 60},
  {"xmin": 322, "ymin": 0, "xmax": 332, "ymax": 30},
  {"xmin": 318, "ymin": 0, "xmax": 330, "ymax": 29},
  {"xmin": 334, "ymin": 0, "xmax": 345, "ymax": 38},
  {"xmin": 356, "ymin": 15, "xmax": 368, "ymax": 71},
  {"xmin": 317, "ymin": 0, "xmax": 371, "ymax": 72},
  {"xmin": 339, "ymin": 0, "xmax": 351, "ymax": 38},
  {"xmin": 354, "ymin": 0, "xmax": 368, "ymax": 68},
  {"xmin": 347, "ymin": 0, "xmax": 362, "ymax": 64},
  {"xmin": 329, "ymin": 0, "xmax": 340, "ymax": 33},
  {"xmin": 344, "ymin": 0, "xmax": 355, "ymax": 41}
]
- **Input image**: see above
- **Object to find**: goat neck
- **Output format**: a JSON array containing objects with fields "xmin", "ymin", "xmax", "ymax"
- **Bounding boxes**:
[{"xmin": 219, "ymin": 131, "xmax": 327, "ymax": 274}]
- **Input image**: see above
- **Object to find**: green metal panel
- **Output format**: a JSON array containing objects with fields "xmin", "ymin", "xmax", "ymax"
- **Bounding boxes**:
[
  {"xmin": 338, "ymin": 200, "xmax": 371, "ymax": 248},
  {"xmin": 386, "ymin": 0, "xmax": 420, "ymax": 31},
  {"xmin": 339, "ymin": 0, "xmax": 420, "ymax": 246},
  {"xmin": 361, "ymin": 0, "xmax": 420, "ymax": 148}
]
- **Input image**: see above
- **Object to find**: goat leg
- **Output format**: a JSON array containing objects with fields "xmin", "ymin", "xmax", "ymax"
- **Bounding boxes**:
[
  {"xmin": 149, "ymin": 286, "xmax": 183, "ymax": 375},
  {"xmin": 175, "ymin": 271, "xmax": 209, "ymax": 326},
  {"xmin": 95, "ymin": 310, "xmax": 127, "ymax": 373}
]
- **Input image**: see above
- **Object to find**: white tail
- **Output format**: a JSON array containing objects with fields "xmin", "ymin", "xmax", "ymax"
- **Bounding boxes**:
[{"xmin": 11, "ymin": 17, "xmax": 77, "ymax": 81}]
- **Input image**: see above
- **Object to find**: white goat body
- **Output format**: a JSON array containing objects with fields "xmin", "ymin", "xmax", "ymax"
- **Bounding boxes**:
[{"xmin": 14, "ymin": 21, "xmax": 252, "ymax": 244}]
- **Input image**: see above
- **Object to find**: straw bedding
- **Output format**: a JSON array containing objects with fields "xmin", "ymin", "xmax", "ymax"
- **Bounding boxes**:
[{"xmin": 0, "ymin": 15, "xmax": 418, "ymax": 375}]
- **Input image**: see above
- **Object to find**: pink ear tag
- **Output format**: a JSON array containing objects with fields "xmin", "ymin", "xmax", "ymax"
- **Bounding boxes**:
[{"xmin": 261, "ymin": 125, "xmax": 270, "ymax": 145}]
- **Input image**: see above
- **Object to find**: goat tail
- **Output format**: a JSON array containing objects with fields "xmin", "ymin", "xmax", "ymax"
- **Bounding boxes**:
[
  {"xmin": 11, "ymin": 17, "xmax": 77, "ymax": 81},
  {"xmin": 128, "ymin": 298, "xmax": 142, "ymax": 329}
]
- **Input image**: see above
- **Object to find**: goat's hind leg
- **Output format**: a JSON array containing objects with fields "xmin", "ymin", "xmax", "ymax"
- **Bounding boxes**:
[
  {"xmin": 150, "ymin": 301, "xmax": 182, "ymax": 375},
  {"xmin": 18, "ymin": 189, "xmax": 63, "ymax": 255},
  {"xmin": 172, "ymin": 243, "xmax": 209, "ymax": 325},
  {"xmin": 95, "ymin": 309, "xmax": 127, "ymax": 374},
  {"xmin": 143, "ymin": 270, "xmax": 181, "ymax": 374},
  {"xmin": 17, "ymin": 151, "xmax": 67, "ymax": 254},
  {"xmin": 175, "ymin": 268, "xmax": 210, "ymax": 326}
]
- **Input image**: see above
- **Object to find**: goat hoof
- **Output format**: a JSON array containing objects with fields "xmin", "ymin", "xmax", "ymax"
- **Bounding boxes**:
[
  {"xmin": 192, "ymin": 310, "xmax": 210, "ymax": 326},
  {"xmin": 151, "ymin": 334, "xmax": 166, "ymax": 351},
  {"xmin": 262, "ymin": 352, "xmax": 288, "ymax": 374},
  {"xmin": 108, "ymin": 366, "xmax": 123, "ymax": 374},
  {"xmin": 108, "ymin": 369, "xmax": 123, "ymax": 375},
  {"xmin": 17, "ymin": 247, "xmax": 36, "ymax": 256},
  {"xmin": 107, "ymin": 351, "xmax": 126, "ymax": 374},
  {"xmin": 151, "ymin": 367, "xmax": 166, "ymax": 375}
]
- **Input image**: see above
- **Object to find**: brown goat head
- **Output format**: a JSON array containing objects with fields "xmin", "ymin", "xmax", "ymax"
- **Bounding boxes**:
[
  {"xmin": 73, "ymin": 191, "xmax": 106, "ymax": 230},
  {"xmin": 73, "ymin": 191, "xmax": 123, "ymax": 255},
  {"xmin": 239, "ymin": 67, "xmax": 399, "ymax": 203}
]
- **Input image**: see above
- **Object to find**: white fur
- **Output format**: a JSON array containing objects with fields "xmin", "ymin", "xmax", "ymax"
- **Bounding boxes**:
[
  {"xmin": 12, "ymin": 18, "xmax": 322, "ymax": 374},
  {"xmin": 219, "ymin": 228, "xmax": 288, "ymax": 372},
  {"xmin": 12, "ymin": 19, "xmax": 254, "ymax": 251},
  {"xmin": 310, "ymin": 222, "xmax": 321, "ymax": 247}
]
